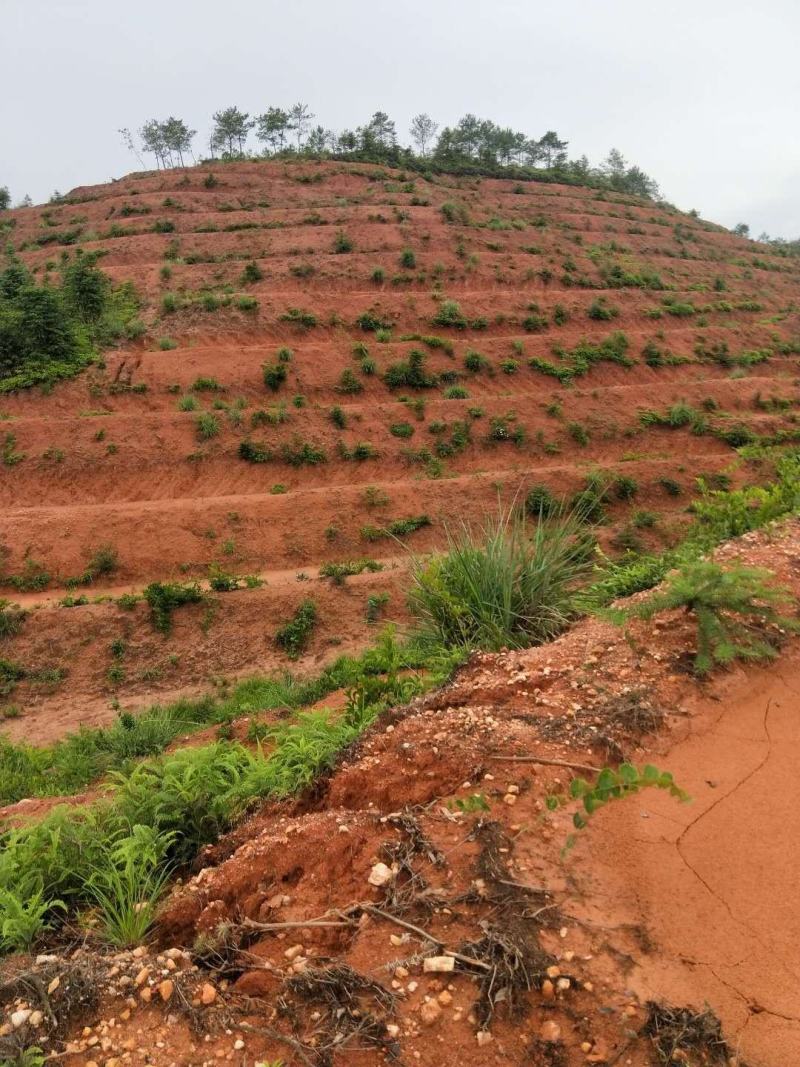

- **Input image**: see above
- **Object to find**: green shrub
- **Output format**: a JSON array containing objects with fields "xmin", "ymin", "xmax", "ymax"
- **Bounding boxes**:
[
  {"xmin": 384, "ymin": 350, "xmax": 437, "ymax": 389},
  {"xmin": 568, "ymin": 421, "xmax": 590, "ymax": 446},
  {"xmin": 484, "ymin": 415, "xmax": 522, "ymax": 444},
  {"xmin": 366, "ymin": 593, "xmax": 390, "ymax": 624},
  {"xmin": 0, "ymin": 255, "xmax": 141, "ymax": 393},
  {"xmin": 239, "ymin": 440, "xmax": 273, "ymax": 463},
  {"xmin": 658, "ymin": 477, "xmax": 682, "ymax": 496},
  {"xmin": 143, "ymin": 582, "xmax": 203, "ymax": 634},
  {"xmin": 356, "ymin": 310, "xmax": 391, "ymax": 332},
  {"xmin": 522, "ymin": 304, "xmax": 548, "ymax": 332},
  {"xmin": 587, "ymin": 298, "xmax": 619, "ymax": 321},
  {"xmin": 0, "ymin": 600, "xmax": 26, "ymax": 639},
  {"xmin": 276, "ymin": 600, "xmax": 317, "ymax": 658},
  {"xmin": 319, "ymin": 560, "xmax": 383, "ymax": 585},
  {"xmin": 400, "ymin": 249, "xmax": 416, "ymax": 269},
  {"xmin": 280, "ymin": 437, "xmax": 326, "ymax": 467},
  {"xmin": 571, "ymin": 472, "xmax": 610, "ymax": 523},
  {"xmin": 158, "ymin": 336, "xmax": 177, "ymax": 351},
  {"xmin": 464, "ymin": 350, "xmax": 489, "ymax": 373},
  {"xmin": 390, "ymin": 421, "xmax": 414, "ymax": 438},
  {"xmin": 362, "ymin": 515, "xmax": 431, "ymax": 541},
  {"xmin": 240, "ymin": 261, "xmax": 263, "ymax": 285},
  {"xmin": 632, "ymin": 509, "xmax": 657, "ymax": 528},
  {"xmin": 444, "ymin": 385, "xmax": 469, "ymax": 399},
  {"xmin": 279, "ymin": 307, "xmax": 317, "ymax": 328},
  {"xmin": 609, "ymin": 561, "xmax": 797, "ymax": 675},
  {"xmin": 431, "ymin": 300, "xmax": 469, "ymax": 330},
  {"xmin": 409, "ymin": 508, "xmax": 591, "ymax": 652},
  {"xmin": 66, "ymin": 544, "xmax": 118, "ymax": 588},
  {"xmin": 337, "ymin": 368, "xmax": 363, "ymax": 395},
  {"xmin": 339, "ymin": 441, "xmax": 379, "ymax": 461},
  {"xmin": 613, "ymin": 474, "xmax": 638, "ymax": 500},
  {"xmin": 525, "ymin": 485, "xmax": 559, "ymax": 518},
  {"xmin": 330, "ymin": 406, "xmax": 347, "ymax": 429},
  {"xmin": 441, "ymin": 201, "xmax": 470, "ymax": 224},
  {"xmin": 333, "ymin": 231, "xmax": 353, "ymax": 253},
  {"xmin": 191, "ymin": 376, "xmax": 222, "ymax": 392},
  {"xmin": 196, "ymin": 412, "xmax": 219, "ymax": 440},
  {"xmin": 263, "ymin": 362, "xmax": 287, "ymax": 391}
]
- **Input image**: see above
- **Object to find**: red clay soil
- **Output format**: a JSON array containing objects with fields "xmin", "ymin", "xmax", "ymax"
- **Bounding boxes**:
[
  {"xmin": 2, "ymin": 520, "xmax": 793, "ymax": 1066},
  {"xmin": 3, "ymin": 159, "xmax": 800, "ymax": 727}
]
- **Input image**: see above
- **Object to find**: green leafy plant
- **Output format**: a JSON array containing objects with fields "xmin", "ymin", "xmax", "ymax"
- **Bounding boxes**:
[
  {"xmin": 384, "ymin": 350, "xmax": 437, "ymax": 389},
  {"xmin": 143, "ymin": 581, "xmax": 204, "ymax": 635},
  {"xmin": 86, "ymin": 825, "xmax": 175, "ymax": 947},
  {"xmin": 0, "ymin": 882, "xmax": 63, "ymax": 952},
  {"xmin": 448, "ymin": 793, "xmax": 490, "ymax": 814},
  {"xmin": 319, "ymin": 559, "xmax": 383, "ymax": 585},
  {"xmin": 609, "ymin": 560, "xmax": 798, "ymax": 675},
  {"xmin": 196, "ymin": 412, "xmax": 219, "ymax": 440},
  {"xmin": 276, "ymin": 600, "xmax": 318, "ymax": 659},
  {"xmin": 524, "ymin": 485, "xmax": 559, "ymax": 518},
  {"xmin": 546, "ymin": 763, "xmax": 689, "ymax": 851}
]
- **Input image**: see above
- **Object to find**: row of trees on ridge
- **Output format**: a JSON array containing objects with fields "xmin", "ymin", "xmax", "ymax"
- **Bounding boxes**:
[{"xmin": 116, "ymin": 105, "xmax": 661, "ymax": 199}]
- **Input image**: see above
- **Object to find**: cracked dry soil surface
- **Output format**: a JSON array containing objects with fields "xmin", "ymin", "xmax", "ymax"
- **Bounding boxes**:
[{"xmin": 574, "ymin": 649, "xmax": 800, "ymax": 1066}]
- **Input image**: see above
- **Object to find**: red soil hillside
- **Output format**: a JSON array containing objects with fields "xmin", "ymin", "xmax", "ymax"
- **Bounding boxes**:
[
  {"xmin": 2, "ymin": 159, "xmax": 800, "ymax": 732},
  {"xmin": 5, "ymin": 519, "xmax": 798, "ymax": 1067}
]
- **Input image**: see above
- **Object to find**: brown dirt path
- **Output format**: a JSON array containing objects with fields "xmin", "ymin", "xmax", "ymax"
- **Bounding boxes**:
[{"xmin": 571, "ymin": 650, "xmax": 800, "ymax": 1066}]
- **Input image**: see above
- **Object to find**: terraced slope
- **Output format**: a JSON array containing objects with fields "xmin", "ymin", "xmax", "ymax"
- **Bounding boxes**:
[{"xmin": 2, "ymin": 159, "xmax": 800, "ymax": 731}]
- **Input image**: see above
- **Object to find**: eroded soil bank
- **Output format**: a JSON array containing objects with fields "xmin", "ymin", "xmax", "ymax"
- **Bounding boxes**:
[{"xmin": 4, "ymin": 522, "xmax": 800, "ymax": 1066}]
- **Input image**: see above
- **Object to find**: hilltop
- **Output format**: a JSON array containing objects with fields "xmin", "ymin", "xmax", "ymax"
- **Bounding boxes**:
[{"xmin": 2, "ymin": 158, "xmax": 800, "ymax": 731}]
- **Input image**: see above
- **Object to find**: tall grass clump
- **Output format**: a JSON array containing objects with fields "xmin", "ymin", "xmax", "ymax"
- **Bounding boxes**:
[{"xmin": 408, "ymin": 507, "xmax": 592, "ymax": 652}]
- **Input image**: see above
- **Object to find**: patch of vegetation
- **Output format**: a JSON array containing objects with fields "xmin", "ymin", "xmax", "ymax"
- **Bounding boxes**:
[
  {"xmin": 529, "ymin": 331, "xmax": 632, "ymax": 384},
  {"xmin": 581, "ymin": 453, "xmax": 800, "ymax": 608},
  {"xmin": 587, "ymin": 297, "xmax": 619, "ymax": 321},
  {"xmin": 524, "ymin": 485, "xmax": 560, "ymax": 518},
  {"xmin": 547, "ymin": 763, "xmax": 689, "ymax": 851},
  {"xmin": 361, "ymin": 515, "xmax": 432, "ymax": 542},
  {"xmin": 0, "ymin": 600, "xmax": 26, "ymax": 639},
  {"xmin": 65, "ymin": 545, "xmax": 118, "ymax": 588},
  {"xmin": 319, "ymin": 559, "xmax": 384, "ymax": 585},
  {"xmin": 384, "ymin": 349, "xmax": 437, "ymax": 389},
  {"xmin": 0, "ymin": 253, "xmax": 142, "ymax": 392},
  {"xmin": 280, "ymin": 437, "xmax": 327, "ymax": 467},
  {"xmin": 609, "ymin": 560, "xmax": 797, "ymax": 675},
  {"xmin": 238, "ymin": 440, "xmax": 273, "ymax": 463},
  {"xmin": 142, "ymin": 581, "xmax": 204, "ymax": 635},
  {"xmin": 275, "ymin": 600, "xmax": 318, "ymax": 659},
  {"xmin": 279, "ymin": 307, "xmax": 317, "ymax": 329},
  {"xmin": 409, "ymin": 508, "xmax": 591, "ymax": 651}
]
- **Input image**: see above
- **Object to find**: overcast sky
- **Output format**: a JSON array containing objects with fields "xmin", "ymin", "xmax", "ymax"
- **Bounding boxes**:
[{"xmin": 2, "ymin": 0, "xmax": 799, "ymax": 237}]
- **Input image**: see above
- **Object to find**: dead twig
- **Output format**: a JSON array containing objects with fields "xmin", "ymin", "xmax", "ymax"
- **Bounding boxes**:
[
  {"xmin": 240, "ymin": 916, "xmax": 356, "ymax": 932},
  {"xmin": 489, "ymin": 754, "xmax": 598, "ymax": 773},
  {"xmin": 497, "ymin": 878, "xmax": 550, "ymax": 894},
  {"xmin": 360, "ymin": 904, "xmax": 442, "ymax": 946},
  {"xmin": 444, "ymin": 950, "xmax": 492, "ymax": 971},
  {"xmin": 233, "ymin": 1021, "xmax": 317, "ymax": 1067}
]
